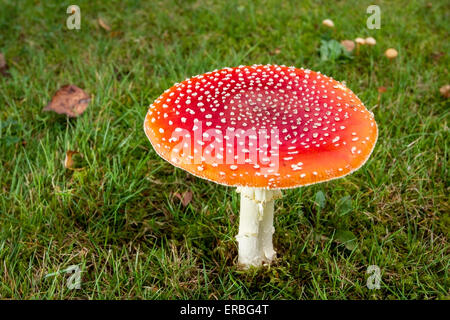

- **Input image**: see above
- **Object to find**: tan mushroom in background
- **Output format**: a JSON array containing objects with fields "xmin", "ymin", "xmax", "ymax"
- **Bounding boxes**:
[
  {"xmin": 341, "ymin": 40, "xmax": 355, "ymax": 52},
  {"xmin": 322, "ymin": 19, "xmax": 335, "ymax": 28},
  {"xmin": 385, "ymin": 48, "xmax": 398, "ymax": 59},
  {"xmin": 365, "ymin": 37, "xmax": 376, "ymax": 46},
  {"xmin": 377, "ymin": 86, "xmax": 387, "ymax": 104},
  {"xmin": 355, "ymin": 38, "xmax": 366, "ymax": 55}
]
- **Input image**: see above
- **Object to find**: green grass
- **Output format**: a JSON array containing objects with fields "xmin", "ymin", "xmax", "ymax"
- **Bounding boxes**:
[{"xmin": 0, "ymin": 0, "xmax": 448, "ymax": 299}]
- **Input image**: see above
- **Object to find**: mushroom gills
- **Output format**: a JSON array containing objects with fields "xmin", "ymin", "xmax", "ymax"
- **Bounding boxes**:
[{"xmin": 236, "ymin": 187, "xmax": 283, "ymax": 268}]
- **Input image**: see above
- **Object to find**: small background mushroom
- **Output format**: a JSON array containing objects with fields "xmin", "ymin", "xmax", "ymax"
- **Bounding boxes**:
[
  {"xmin": 355, "ymin": 38, "xmax": 366, "ymax": 55},
  {"xmin": 365, "ymin": 37, "xmax": 376, "ymax": 46},
  {"xmin": 322, "ymin": 19, "xmax": 335, "ymax": 28},
  {"xmin": 385, "ymin": 48, "xmax": 398, "ymax": 59}
]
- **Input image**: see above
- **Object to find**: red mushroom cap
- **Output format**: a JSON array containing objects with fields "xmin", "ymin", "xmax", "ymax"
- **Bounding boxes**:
[{"xmin": 144, "ymin": 64, "xmax": 377, "ymax": 189}]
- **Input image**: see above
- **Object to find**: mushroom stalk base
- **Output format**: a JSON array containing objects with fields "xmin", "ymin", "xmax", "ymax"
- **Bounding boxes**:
[{"xmin": 236, "ymin": 187, "xmax": 283, "ymax": 268}]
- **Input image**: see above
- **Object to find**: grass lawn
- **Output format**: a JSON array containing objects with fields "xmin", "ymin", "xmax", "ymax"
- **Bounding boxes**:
[{"xmin": 0, "ymin": 0, "xmax": 448, "ymax": 299}]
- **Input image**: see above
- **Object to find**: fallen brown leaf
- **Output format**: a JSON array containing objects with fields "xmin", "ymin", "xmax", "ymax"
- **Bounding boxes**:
[
  {"xmin": 0, "ymin": 53, "xmax": 9, "ymax": 77},
  {"xmin": 109, "ymin": 31, "xmax": 123, "ymax": 38},
  {"xmin": 440, "ymin": 85, "xmax": 450, "ymax": 98},
  {"xmin": 174, "ymin": 191, "xmax": 193, "ymax": 207},
  {"xmin": 64, "ymin": 150, "xmax": 79, "ymax": 169},
  {"xmin": 98, "ymin": 18, "xmax": 111, "ymax": 31},
  {"xmin": 0, "ymin": 53, "xmax": 5, "ymax": 69},
  {"xmin": 43, "ymin": 85, "xmax": 90, "ymax": 117},
  {"xmin": 431, "ymin": 52, "xmax": 444, "ymax": 62},
  {"xmin": 378, "ymin": 86, "xmax": 387, "ymax": 93}
]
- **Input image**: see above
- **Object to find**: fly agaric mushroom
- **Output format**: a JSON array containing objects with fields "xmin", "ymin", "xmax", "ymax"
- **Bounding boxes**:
[{"xmin": 144, "ymin": 65, "xmax": 378, "ymax": 268}]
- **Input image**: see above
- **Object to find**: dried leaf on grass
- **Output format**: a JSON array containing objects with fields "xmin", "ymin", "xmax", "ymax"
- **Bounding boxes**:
[
  {"xmin": 378, "ymin": 86, "xmax": 387, "ymax": 93},
  {"xmin": 0, "ymin": 53, "xmax": 10, "ymax": 77},
  {"xmin": 43, "ymin": 85, "xmax": 90, "ymax": 117},
  {"xmin": 64, "ymin": 150, "xmax": 79, "ymax": 169},
  {"xmin": 109, "ymin": 31, "xmax": 123, "ymax": 38},
  {"xmin": 98, "ymin": 18, "xmax": 111, "ymax": 31},
  {"xmin": 174, "ymin": 191, "xmax": 193, "ymax": 207},
  {"xmin": 0, "ymin": 53, "xmax": 6, "ymax": 69},
  {"xmin": 431, "ymin": 51, "xmax": 444, "ymax": 62},
  {"xmin": 439, "ymin": 85, "xmax": 450, "ymax": 98}
]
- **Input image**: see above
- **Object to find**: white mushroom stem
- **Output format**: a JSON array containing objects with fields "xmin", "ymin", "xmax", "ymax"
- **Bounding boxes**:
[{"xmin": 235, "ymin": 187, "xmax": 283, "ymax": 268}]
